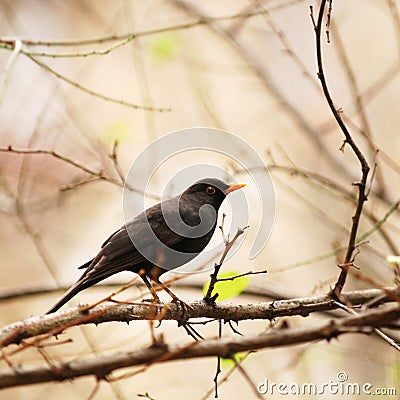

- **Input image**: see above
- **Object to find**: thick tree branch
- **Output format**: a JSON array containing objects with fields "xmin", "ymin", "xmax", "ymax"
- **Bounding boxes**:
[
  {"xmin": 1, "ymin": 287, "xmax": 399, "ymax": 348},
  {"xmin": 0, "ymin": 303, "xmax": 399, "ymax": 389}
]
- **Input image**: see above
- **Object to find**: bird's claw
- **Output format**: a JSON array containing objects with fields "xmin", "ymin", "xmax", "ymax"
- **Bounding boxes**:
[
  {"xmin": 142, "ymin": 297, "xmax": 163, "ymax": 305},
  {"xmin": 141, "ymin": 297, "xmax": 166, "ymax": 326},
  {"xmin": 170, "ymin": 298, "xmax": 192, "ymax": 325},
  {"xmin": 170, "ymin": 299, "xmax": 203, "ymax": 341}
]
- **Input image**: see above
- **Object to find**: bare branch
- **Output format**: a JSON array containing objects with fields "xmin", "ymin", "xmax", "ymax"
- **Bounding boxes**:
[
  {"xmin": 203, "ymin": 225, "xmax": 248, "ymax": 303},
  {"xmin": 333, "ymin": 300, "xmax": 400, "ymax": 351},
  {"xmin": 268, "ymin": 163, "xmax": 399, "ymax": 256},
  {"xmin": 214, "ymin": 269, "xmax": 268, "ymax": 283},
  {"xmin": 312, "ymin": 0, "xmax": 370, "ymax": 296},
  {"xmin": 27, "ymin": 55, "xmax": 170, "ymax": 112},
  {"xmin": 0, "ymin": 145, "xmax": 104, "ymax": 177},
  {"xmin": 0, "ymin": 303, "xmax": 398, "ymax": 388},
  {"xmin": 172, "ymin": 0, "xmax": 354, "ymax": 180},
  {"xmin": 0, "ymin": 4, "xmax": 298, "ymax": 53},
  {"xmin": 0, "ymin": 145, "xmax": 160, "ymax": 199},
  {"xmin": 1, "ymin": 287, "xmax": 399, "ymax": 348}
]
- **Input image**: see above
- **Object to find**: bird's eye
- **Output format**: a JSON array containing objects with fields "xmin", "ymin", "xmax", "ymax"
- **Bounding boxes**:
[{"xmin": 205, "ymin": 186, "xmax": 216, "ymax": 195}]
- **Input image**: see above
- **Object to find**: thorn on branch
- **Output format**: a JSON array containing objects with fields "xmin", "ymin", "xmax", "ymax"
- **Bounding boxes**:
[
  {"xmin": 365, "ymin": 159, "xmax": 378, "ymax": 197},
  {"xmin": 309, "ymin": 6, "xmax": 317, "ymax": 29},
  {"xmin": 338, "ymin": 262, "xmax": 360, "ymax": 271},
  {"xmin": 227, "ymin": 320, "xmax": 244, "ymax": 336},
  {"xmin": 351, "ymin": 181, "xmax": 363, "ymax": 187},
  {"xmin": 326, "ymin": 0, "xmax": 333, "ymax": 43},
  {"xmin": 339, "ymin": 140, "xmax": 347, "ymax": 152},
  {"xmin": 109, "ymin": 140, "xmax": 126, "ymax": 185},
  {"xmin": 138, "ymin": 392, "xmax": 156, "ymax": 400},
  {"xmin": 219, "ymin": 213, "xmax": 228, "ymax": 244}
]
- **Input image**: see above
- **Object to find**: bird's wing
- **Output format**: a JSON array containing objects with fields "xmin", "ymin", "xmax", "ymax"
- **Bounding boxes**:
[{"xmin": 77, "ymin": 202, "xmax": 184, "ymax": 283}]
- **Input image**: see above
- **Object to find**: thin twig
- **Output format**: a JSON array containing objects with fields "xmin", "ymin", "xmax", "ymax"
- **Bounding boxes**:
[
  {"xmin": 0, "ymin": 39, "xmax": 22, "ymax": 105},
  {"xmin": 333, "ymin": 300, "xmax": 400, "ymax": 351},
  {"xmin": 0, "ymin": 4, "xmax": 298, "ymax": 51},
  {"xmin": 203, "ymin": 226, "xmax": 248, "ymax": 303},
  {"xmin": 0, "ymin": 145, "xmax": 160, "ymax": 199},
  {"xmin": 27, "ymin": 55, "xmax": 170, "ymax": 112},
  {"xmin": 200, "ymin": 352, "xmax": 252, "ymax": 400},
  {"xmin": 312, "ymin": 0, "xmax": 370, "ymax": 296},
  {"xmin": 232, "ymin": 357, "xmax": 264, "ymax": 400},
  {"xmin": 268, "ymin": 163, "xmax": 399, "ymax": 255},
  {"xmin": 172, "ymin": 0, "xmax": 354, "ymax": 181},
  {"xmin": 1, "ymin": 145, "xmax": 104, "ymax": 176},
  {"xmin": 215, "ymin": 269, "xmax": 268, "ymax": 283},
  {"xmin": 331, "ymin": 22, "xmax": 386, "ymax": 197},
  {"xmin": 214, "ymin": 319, "xmax": 223, "ymax": 398},
  {"xmin": 109, "ymin": 141, "xmax": 126, "ymax": 185},
  {"xmin": 272, "ymin": 200, "xmax": 399, "ymax": 272}
]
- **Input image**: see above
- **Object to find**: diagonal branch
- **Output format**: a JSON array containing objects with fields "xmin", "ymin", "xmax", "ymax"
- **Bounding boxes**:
[
  {"xmin": 27, "ymin": 55, "xmax": 170, "ymax": 112},
  {"xmin": 0, "ymin": 145, "xmax": 160, "ymax": 199},
  {"xmin": 204, "ymin": 223, "xmax": 248, "ymax": 303}
]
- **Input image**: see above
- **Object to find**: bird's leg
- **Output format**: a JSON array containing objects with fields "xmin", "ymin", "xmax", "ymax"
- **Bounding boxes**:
[
  {"xmin": 152, "ymin": 278, "xmax": 202, "ymax": 340},
  {"xmin": 139, "ymin": 273, "xmax": 172, "ymax": 329},
  {"xmin": 153, "ymin": 278, "xmax": 189, "ymax": 305},
  {"xmin": 140, "ymin": 274, "xmax": 162, "ymax": 304},
  {"xmin": 147, "ymin": 265, "xmax": 194, "ymax": 330},
  {"xmin": 153, "ymin": 278, "xmax": 193, "ymax": 318}
]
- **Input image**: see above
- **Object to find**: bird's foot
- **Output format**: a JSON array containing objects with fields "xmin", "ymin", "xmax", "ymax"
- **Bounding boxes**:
[
  {"xmin": 142, "ymin": 297, "xmax": 174, "ymax": 328},
  {"xmin": 141, "ymin": 296, "xmax": 167, "ymax": 325},
  {"xmin": 172, "ymin": 297, "xmax": 192, "ymax": 312},
  {"xmin": 170, "ymin": 298, "xmax": 192, "ymax": 325},
  {"xmin": 170, "ymin": 299, "xmax": 203, "ymax": 341},
  {"xmin": 141, "ymin": 295, "xmax": 163, "ymax": 305}
]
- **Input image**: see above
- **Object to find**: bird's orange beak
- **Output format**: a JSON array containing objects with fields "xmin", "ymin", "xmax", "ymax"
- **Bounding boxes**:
[{"xmin": 224, "ymin": 183, "xmax": 246, "ymax": 194}]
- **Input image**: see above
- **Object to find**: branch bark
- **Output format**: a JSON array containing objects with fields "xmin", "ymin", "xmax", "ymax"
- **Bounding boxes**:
[
  {"xmin": 0, "ymin": 303, "xmax": 399, "ymax": 389},
  {"xmin": 1, "ymin": 287, "xmax": 398, "ymax": 348}
]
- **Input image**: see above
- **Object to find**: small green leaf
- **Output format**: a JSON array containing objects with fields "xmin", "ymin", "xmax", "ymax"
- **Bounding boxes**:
[
  {"xmin": 387, "ymin": 255, "xmax": 400, "ymax": 264},
  {"xmin": 203, "ymin": 271, "xmax": 249, "ymax": 301},
  {"xmin": 150, "ymin": 33, "xmax": 180, "ymax": 63},
  {"xmin": 391, "ymin": 362, "xmax": 400, "ymax": 384},
  {"xmin": 220, "ymin": 352, "xmax": 247, "ymax": 369},
  {"xmin": 102, "ymin": 121, "xmax": 131, "ymax": 143}
]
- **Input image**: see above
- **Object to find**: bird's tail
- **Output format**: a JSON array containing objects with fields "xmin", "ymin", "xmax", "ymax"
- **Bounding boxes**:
[
  {"xmin": 46, "ymin": 260, "xmax": 93, "ymax": 314},
  {"xmin": 46, "ymin": 282, "xmax": 84, "ymax": 314}
]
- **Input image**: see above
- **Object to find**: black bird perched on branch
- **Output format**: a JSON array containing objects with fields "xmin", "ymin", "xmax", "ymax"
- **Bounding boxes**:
[{"xmin": 46, "ymin": 178, "xmax": 245, "ymax": 314}]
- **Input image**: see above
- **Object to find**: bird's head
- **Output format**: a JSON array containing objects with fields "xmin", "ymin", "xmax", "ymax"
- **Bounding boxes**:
[
  {"xmin": 181, "ymin": 178, "xmax": 246, "ymax": 211},
  {"xmin": 159, "ymin": 177, "xmax": 246, "ymax": 241}
]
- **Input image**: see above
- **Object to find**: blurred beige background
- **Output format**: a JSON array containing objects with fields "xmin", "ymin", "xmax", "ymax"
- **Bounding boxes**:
[{"xmin": 0, "ymin": 0, "xmax": 399, "ymax": 398}]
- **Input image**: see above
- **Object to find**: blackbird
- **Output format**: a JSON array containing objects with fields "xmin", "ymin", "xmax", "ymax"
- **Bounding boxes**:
[{"xmin": 46, "ymin": 178, "xmax": 245, "ymax": 314}]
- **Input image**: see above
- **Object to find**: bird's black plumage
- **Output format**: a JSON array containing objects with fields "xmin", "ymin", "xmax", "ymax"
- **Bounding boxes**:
[{"xmin": 46, "ymin": 178, "xmax": 245, "ymax": 313}]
